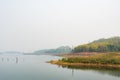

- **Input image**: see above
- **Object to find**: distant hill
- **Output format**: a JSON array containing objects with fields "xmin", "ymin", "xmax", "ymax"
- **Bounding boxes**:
[
  {"xmin": 33, "ymin": 46, "xmax": 72, "ymax": 55},
  {"xmin": 73, "ymin": 37, "xmax": 120, "ymax": 53}
]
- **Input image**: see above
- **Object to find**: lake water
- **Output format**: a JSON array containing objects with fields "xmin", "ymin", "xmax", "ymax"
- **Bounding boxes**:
[{"xmin": 0, "ymin": 55, "xmax": 120, "ymax": 80}]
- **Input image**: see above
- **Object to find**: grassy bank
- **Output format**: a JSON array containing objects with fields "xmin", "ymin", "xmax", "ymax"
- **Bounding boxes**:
[
  {"xmin": 60, "ymin": 52, "xmax": 120, "ymax": 64},
  {"xmin": 49, "ymin": 52, "xmax": 120, "ymax": 69}
]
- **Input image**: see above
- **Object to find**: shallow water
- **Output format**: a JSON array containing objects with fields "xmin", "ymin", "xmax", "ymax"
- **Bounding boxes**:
[{"xmin": 0, "ymin": 55, "xmax": 119, "ymax": 80}]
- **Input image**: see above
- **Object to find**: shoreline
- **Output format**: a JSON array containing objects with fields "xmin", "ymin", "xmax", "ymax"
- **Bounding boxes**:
[{"xmin": 49, "ymin": 60, "xmax": 120, "ymax": 69}]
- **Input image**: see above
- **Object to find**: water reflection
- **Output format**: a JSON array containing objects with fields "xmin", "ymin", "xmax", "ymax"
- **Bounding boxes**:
[{"xmin": 59, "ymin": 65, "xmax": 120, "ymax": 77}]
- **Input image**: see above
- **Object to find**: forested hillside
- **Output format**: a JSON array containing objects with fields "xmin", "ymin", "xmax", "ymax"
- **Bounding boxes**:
[{"xmin": 73, "ymin": 37, "xmax": 120, "ymax": 53}]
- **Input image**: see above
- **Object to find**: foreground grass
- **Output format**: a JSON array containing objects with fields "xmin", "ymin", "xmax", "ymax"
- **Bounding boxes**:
[
  {"xmin": 60, "ymin": 52, "xmax": 120, "ymax": 64},
  {"xmin": 49, "ymin": 52, "xmax": 120, "ymax": 69}
]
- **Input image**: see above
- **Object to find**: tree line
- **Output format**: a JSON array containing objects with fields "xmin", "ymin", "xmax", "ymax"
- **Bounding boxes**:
[{"xmin": 73, "ymin": 37, "xmax": 120, "ymax": 53}]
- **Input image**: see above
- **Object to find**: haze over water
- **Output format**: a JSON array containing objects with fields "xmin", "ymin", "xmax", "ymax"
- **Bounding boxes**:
[{"xmin": 0, "ymin": 0, "xmax": 120, "ymax": 80}]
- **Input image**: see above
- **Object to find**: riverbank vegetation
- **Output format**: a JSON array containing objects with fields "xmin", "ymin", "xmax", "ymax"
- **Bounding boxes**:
[
  {"xmin": 60, "ymin": 52, "xmax": 120, "ymax": 64},
  {"xmin": 49, "ymin": 52, "xmax": 120, "ymax": 69},
  {"xmin": 50, "ymin": 37, "xmax": 120, "ymax": 69}
]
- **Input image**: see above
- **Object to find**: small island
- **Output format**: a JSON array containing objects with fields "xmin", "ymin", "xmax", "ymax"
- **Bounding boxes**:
[{"xmin": 49, "ymin": 37, "xmax": 120, "ymax": 69}]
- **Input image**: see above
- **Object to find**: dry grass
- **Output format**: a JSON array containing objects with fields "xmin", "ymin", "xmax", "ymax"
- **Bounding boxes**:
[
  {"xmin": 60, "ymin": 52, "xmax": 120, "ymax": 64},
  {"xmin": 49, "ymin": 52, "xmax": 120, "ymax": 69}
]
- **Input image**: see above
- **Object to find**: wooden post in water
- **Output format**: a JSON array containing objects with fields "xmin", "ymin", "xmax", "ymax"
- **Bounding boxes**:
[
  {"xmin": 7, "ymin": 58, "xmax": 9, "ymax": 61},
  {"xmin": 72, "ymin": 69, "xmax": 74, "ymax": 77},
  {"xmin": 16, "ymin": 57, "xmax": 18, "ymax": 64},
  {"xmin": 2, "ymin": 57, "xmax": 4, "ymax": 62}
]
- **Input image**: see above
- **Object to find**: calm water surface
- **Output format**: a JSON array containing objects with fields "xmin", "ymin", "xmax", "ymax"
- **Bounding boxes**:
[{"xmin": 0, "ymin": 55, "xmax": 120, "ymax": 80}]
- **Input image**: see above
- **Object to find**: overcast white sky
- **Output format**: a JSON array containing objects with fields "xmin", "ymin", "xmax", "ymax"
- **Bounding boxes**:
[{"xmin": 0, "ymin": 0, "xmax": 120, "ymax": 52}]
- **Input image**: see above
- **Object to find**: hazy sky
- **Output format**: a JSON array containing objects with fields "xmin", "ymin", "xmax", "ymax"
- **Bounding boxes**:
[{"xmin": 0, "ymin": 0, "xmax": 120, "ymax": 52}]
